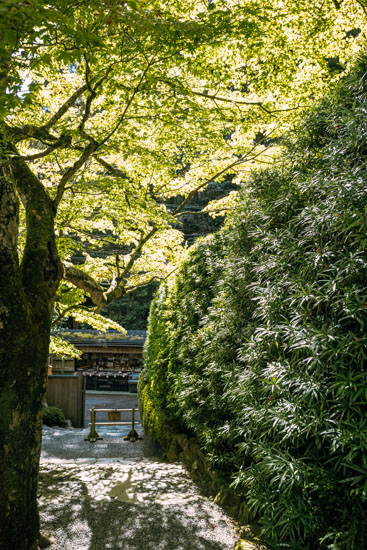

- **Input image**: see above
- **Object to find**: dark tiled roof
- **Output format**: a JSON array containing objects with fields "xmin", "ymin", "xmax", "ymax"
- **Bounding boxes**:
[{"xmin": 55, "ymin": 329, "xmax": 147, "ymax": 348}]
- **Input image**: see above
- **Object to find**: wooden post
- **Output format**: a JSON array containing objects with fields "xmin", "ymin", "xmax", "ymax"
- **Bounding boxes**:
[
  {"xmin": 85, "ymin": 408, "xmax": 103, "ymax": 442},
  {"xmin": 124, "ymin": 407, "xmax": 139, "ymax": 441},
  {"xmin": 76, "ymin": 371, "xmax": 85, "ymax": 428}
]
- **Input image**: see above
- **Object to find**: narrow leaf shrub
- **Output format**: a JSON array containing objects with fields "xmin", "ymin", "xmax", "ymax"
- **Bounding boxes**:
[{"xmin": 141, "ymin": 53, "xmax": 367, "ymax": 549}]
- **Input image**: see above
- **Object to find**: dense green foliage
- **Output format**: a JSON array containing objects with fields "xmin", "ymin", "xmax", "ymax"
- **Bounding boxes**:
[{"xmin": 142, "ymin": 54, "xmax": 367, "ymax": 549}]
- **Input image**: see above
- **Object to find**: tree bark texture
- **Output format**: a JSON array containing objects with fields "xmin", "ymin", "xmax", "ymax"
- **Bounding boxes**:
[{"xmin": 0, "ymin": 145, "xmax": 62, "ymax": 549}]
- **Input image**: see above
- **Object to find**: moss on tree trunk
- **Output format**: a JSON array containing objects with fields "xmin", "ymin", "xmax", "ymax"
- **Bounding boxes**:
[{"xmin": 0, "ymin": 150, "xmax": 62, "ymax": 549}]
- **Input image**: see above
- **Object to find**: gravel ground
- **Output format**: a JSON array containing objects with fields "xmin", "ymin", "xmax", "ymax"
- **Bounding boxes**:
[
  {"xmin": 40, "ymin": 425, "xmax": 239, "ymax": 550},
  {"xmin": 41, "ymin": 425, "xmax": 151, "ymax": 461}
]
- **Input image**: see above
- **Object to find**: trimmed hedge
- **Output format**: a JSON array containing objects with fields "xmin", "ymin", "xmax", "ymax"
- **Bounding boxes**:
[{"xmin": 141, "ymin": 53, "xmax": 367, "ymax": 549}]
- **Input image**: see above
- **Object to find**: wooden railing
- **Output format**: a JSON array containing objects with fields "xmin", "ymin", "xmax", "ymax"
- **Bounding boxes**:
[{"xmin": 85, "ymin": 408, "xmax": 141, "ymax": 442}]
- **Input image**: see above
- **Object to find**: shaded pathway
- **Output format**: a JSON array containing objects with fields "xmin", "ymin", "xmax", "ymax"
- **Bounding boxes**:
[{"xmin": 40, "ymin": 423, "xmax": 240, "ymax": 549}]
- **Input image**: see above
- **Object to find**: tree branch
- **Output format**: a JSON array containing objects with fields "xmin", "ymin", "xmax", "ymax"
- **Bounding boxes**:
[
  {"xmin": 98, "ymin": 62, "xmax": 152, "ymax": 147},
  {"xmin": 125, "ymin": 277, "xmax": 159, "ymax": 293},
  {"xmin": 118, "ymin": 226, "xmax": 159, "ymax": 283},
  {"xmin": 171, "ymin": 158, "xmax": 244, "ymax": 217},
  {"xmin": 157, "ymin": 78, "xmax": 305, "ymax": 115},
  {"xmin": 192, "ymin": 90, "xmax": 274, "ymax": 115},
  {"xmin": 53, "ymin": 140, "xmax": 98, "ymax": 208},
  {"xmin": 8, "ymin": 68, "xmax": 113, "ymax": 149},
  {"xmin": 10, "ymin": 151, "xmax": 63, "ymax": 302},
  {"xmin": 78, "ymin": 62, "xmax": 113, "ymax": 137},
  {"xmin": 62, "ymin": 225, "xmax": 167, "ymax": 310},
  {"xmin": 62, "ymin": 262, "xmax": 112, "ymax": 310},
  {"xmin": 175, "ymin": 206, "xmax": 241, "ymax": 217},
  {"xmin": 193, "ymin": 91, "xmax": 306, "ymax": 115},
  {"xmin": 93, "ymin": 156, "xmax": 128, "ymax": 179},
  {"xmin": 172, "ymin": 139, "xmax": 275, "ymax": 217},
  {"xmin": 125, "ymin": 267, "xmax": 177, "ymax": 293},
  {"xmin": 7, "ymin": 123, "xmax": 59, "ymax": 145},
  {"xmin": 92, "ymin": 155, "xmax": 132, "ymax": 207},
  {"xmin": 0, "ymin": 134, "xmax": 72, "ymax": 167},
  {"xmin": 51, "ymin": 304, "xmax": 98, "ymax": 327},
  {"xmin": 44, "ymin": 83, "xmax": 88, "ymax": 130},
  {"xmin": 355, "ymin": 0, "xmax": 367, "ymax": 16}
]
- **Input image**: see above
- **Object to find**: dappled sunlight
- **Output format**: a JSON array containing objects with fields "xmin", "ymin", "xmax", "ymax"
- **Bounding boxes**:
[
  {"xmin": 39, "ymin": 460, "xmax": 237, "ymax": 550},
  {"xmin": 38, "ymin": 406, "xmax": 239, "ymax": 548},
  {"xmin": 40, "ymin": 460, "xmax": 202, "ymax": 506}
]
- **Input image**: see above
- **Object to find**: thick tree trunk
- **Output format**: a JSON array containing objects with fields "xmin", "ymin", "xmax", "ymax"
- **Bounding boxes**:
[{"xmin": 0, "ymin": 152, "xmax": 62, "ymax": 549}]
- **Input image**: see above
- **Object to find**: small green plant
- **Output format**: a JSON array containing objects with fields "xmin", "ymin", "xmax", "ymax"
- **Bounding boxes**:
[{"xmin": 43, "ymin": 406, "xmax": 67, "ymax": 427}]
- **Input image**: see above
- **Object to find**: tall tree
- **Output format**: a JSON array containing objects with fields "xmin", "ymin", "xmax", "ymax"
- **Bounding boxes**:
[{"xmin": 0, "ymin": 1, "xmax": 366, "ymax": 548}]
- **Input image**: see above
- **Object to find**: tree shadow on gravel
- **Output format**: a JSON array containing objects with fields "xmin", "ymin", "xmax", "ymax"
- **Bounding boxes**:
[{"xmin": 39, "ymin": 463, "xmax": 235, "ymax": 550}]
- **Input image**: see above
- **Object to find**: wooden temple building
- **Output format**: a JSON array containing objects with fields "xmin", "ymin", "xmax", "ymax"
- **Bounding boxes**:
[{"xmin": 49, "ymin": 329, "xmax": 146, "ymax": 391}]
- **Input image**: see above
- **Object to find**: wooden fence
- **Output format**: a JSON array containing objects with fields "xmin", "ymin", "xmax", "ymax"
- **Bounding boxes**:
[{"xmin": 47, "ymin": 371, "xmax": 85, "ymax": 428}]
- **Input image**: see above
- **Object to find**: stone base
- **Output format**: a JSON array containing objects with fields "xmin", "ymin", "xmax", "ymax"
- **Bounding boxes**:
[
  {"xmin": 39, "ymin": 533, "xmax": 54, "ymax": 548},
  {"xmin": 234, "ymin": 539, "xmax": 259, "ymax": 550}
]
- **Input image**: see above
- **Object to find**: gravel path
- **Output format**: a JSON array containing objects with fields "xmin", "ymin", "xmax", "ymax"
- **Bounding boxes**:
[{"xmin": 40, "ymin": 426, "xmax": 239, "ymax": 550}]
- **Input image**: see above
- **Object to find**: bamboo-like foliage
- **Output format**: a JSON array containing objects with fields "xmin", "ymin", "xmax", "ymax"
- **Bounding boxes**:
[{"xmin": 142, "ymin": 53, "xmax": 367, "ymax": 549}]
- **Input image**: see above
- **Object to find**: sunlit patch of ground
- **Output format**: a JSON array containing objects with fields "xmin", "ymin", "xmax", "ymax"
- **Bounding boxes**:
[{"xmin": 39, "ymin": 459, "xmax": 238, "ymax": 550}]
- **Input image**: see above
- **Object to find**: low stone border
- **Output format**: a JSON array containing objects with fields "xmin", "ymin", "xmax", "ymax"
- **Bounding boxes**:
[{"xmin": 159, "ymin": 432, "xmax": 266, "ymax": 550}]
